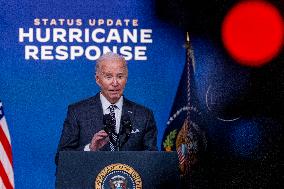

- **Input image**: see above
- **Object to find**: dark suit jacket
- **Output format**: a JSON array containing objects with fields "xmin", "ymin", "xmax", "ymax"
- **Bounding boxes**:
[{"xmin": 55, "ymin": 93, "xmax": 157, "ymax": 165}]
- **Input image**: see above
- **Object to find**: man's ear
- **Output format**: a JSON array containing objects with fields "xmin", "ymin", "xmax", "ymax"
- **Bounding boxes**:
[{"xmin": 95, "ymin": 75, "xmax": 101, "ymax": 87}]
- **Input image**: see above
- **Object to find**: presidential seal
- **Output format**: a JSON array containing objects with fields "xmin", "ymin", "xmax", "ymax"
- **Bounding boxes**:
[{"xmin": 94, "ymin": 163, "xmax": 142, "ymax": 189}]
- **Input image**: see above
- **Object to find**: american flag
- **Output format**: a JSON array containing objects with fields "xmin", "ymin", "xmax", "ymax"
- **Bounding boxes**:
[
  {"xmin": 177, "ymin": 144, "xmax": 186, "ymax": 165},
  {"xmin": 0, "ymin": 101, "xmax": 14, "ymax": 189}
]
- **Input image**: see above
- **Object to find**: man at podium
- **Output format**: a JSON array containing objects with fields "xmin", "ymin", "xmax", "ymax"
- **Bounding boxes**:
[{"xmin": 55, "ymin": 52, "xmax": 158, "ymax": 165}]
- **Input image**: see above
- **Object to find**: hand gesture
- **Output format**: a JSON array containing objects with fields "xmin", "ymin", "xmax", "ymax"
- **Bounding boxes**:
[{"xmin": 89, "ymin": 130, "xmax": 109, "ymax": 151}]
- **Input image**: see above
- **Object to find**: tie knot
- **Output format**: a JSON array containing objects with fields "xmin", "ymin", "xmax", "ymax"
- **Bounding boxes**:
[{"xmin": 109, "ymin": 105, "xmax": 116, "ymax": 113}]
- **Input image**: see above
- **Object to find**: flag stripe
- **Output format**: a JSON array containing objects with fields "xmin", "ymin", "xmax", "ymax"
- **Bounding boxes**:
[
  {"xmin": 0, "ymin": 142, "xmax": 14, "ymax": 188},
  {"xmin": 0, "ymin": 102, "xmax": 14, "ymax": 189},
  {"xmin": 0, "ymin": 162, "xmax": 13, "ymax": 189},
  {"xmin": 177, "ymin": 146, "xmax": 185, "ymax": 164},
  {"xmin": 0, "ymin": 118, "xmax": 11, "ymax": 143},
  {"xmin": 0, "ymin": 125, "xmax": 13, "ymax": 165},
  {"xmin": 0, "ymin": 176, "xmax": 4, "ymax": 188}
]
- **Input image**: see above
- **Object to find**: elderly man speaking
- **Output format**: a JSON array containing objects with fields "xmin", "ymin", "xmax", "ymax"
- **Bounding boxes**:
[{"xmin": 55, "ymin": 52, "xmax": 157, "ymax": 165}]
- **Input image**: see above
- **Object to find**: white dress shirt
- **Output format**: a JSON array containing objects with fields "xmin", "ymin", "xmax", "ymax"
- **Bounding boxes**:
[
  {"xmin": 100, "ymin": 93, "xmax": 123, "ymax": 134},
  {"xmin": 84, "ymin": 93, "xmax": 123, "ymax": 151}
]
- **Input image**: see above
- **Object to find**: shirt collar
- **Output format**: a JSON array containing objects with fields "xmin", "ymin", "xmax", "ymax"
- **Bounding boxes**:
[{"xmin": 100, "ymin": 92, "xmax": 123, "ymax": 112}]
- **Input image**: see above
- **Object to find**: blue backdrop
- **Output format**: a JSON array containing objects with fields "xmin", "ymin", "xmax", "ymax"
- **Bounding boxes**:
[{"xmin": 0, "ymin": 0, "xmax": 186, "ymax": 187}]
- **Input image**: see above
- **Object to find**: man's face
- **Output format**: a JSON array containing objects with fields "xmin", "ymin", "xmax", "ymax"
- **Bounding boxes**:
[{"xmin": 96, "ymin": 59, "xmax": 127, "ymax": 104}]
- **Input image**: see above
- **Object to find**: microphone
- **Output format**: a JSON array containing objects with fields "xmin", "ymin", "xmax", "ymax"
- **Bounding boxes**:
[
  {"xmin": 103, "ymin": 114, "xmax": 116, "ymax": 144},
  {"xmin": 120, "ymin": 114, "xmax": 132, "ymax": 147},
  {"xmin": 121, "ymin": 114, "xmax": 132, "ymax": 136}
]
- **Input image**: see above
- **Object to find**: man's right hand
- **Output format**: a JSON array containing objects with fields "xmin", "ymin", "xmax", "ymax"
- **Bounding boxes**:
[{"xmin": 89, "ymin": 130, "xmax": 109, "ymax": 151}]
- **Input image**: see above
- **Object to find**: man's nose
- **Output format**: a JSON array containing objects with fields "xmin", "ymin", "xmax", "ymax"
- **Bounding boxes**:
[{"xmin": 112, "ymin": 77, "xmax": 119, "ymax": 86}]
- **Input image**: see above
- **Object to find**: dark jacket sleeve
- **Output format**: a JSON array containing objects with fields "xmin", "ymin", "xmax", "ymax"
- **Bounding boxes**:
[
  {"xmin": 55, "ymin": 105, "xmax": 84, "ymax": 165},
  {"xmin": 143, "ymin": 110, "xmax": 158, "ymax": 151}
]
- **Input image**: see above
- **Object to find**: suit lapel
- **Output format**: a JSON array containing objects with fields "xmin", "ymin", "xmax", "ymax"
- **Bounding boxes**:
[
  {"xmin": 88, "ymin": 93, "xmax": 103, "ymax": 123},
  {"xmin": 119, "ymin": 97, "xmax": 134, "ymax": 149},
  {"xmin": 120, "ymin": 97, "xmax": 134, "ymax": 131},
  {"xmin": 86, "ymin": 94, "xmax": 102, "ymax": 134},
  {"xmin": 87, "ymin": 93, "xmax": 111, "ymax": 151}
]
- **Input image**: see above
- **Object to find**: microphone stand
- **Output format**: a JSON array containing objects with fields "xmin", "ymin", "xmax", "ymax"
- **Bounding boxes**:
[{"xmin": 116, "ymin": 115, "xmax": 132, "ymax": 151}]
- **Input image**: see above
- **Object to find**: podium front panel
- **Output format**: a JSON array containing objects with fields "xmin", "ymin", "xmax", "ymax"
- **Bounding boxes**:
[{"xmin": 56, "ymin": 151, "xmax": 180, "ymax": 189}]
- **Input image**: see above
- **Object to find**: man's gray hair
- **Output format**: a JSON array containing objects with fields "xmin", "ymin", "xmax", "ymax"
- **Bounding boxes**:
[{"xmin": 95, "ymin": 52, "xmax": 128, "ymax": 75}]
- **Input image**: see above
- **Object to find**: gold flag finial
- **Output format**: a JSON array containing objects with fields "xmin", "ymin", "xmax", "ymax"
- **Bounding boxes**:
[
  {"xmin": 186, "ymin": 32, "xmax": 190, "ymax": 42},
  {"xmin": 185, "ymin": 31, "xmax": 195, "ymax": 73}
]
